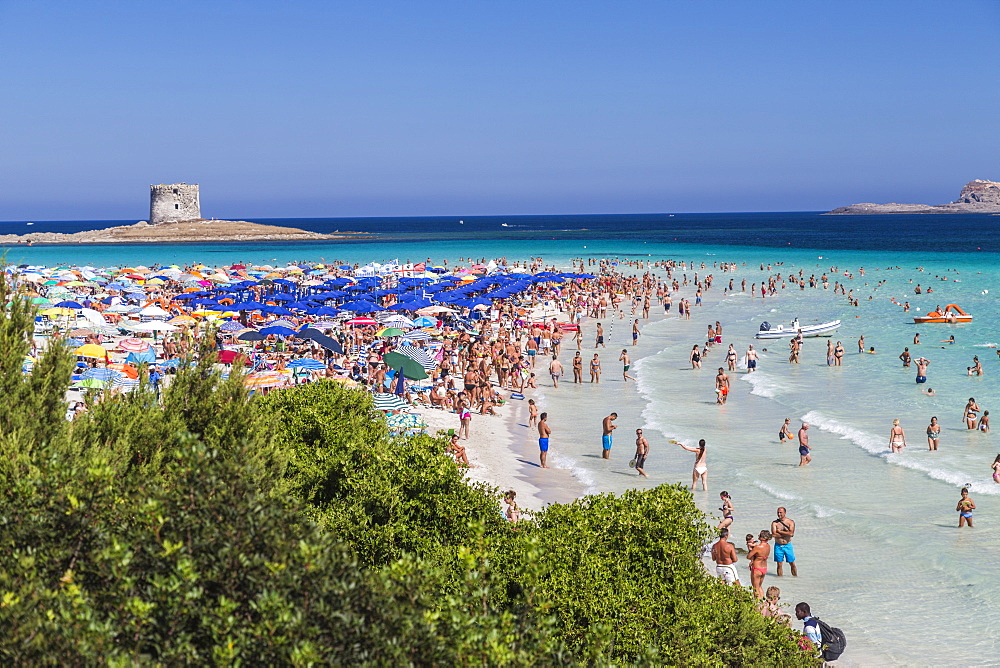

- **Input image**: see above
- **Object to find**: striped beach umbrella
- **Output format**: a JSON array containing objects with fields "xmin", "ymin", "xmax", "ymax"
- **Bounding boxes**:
[
  {"xmin": 288, "ymin": 358, "xmax": 326, "ymax": 369},
  {"xmin": 82, "ymin": 368, "xmax": 122, "ymax": 382},
  {"xmin": 396, "ymin": 345, "xmax": 436, "ymax": 372},
  {"xmin": 372, "ymin": 393, "xmax": 408, "ymax": 411},
  {"xmin": 401, "ymin": 330, "xmax": 432, "ymax": 341},
  {"xmin": 117, "ymin": 337, "xmax": 151, "ymax": 353},
  {"xmin": 244, "ymin": 372, "xmax": 286, "ymax": 389},
  {"xmin": 113, "ymin": 377, "xmax": 140, "ymax": 392}
]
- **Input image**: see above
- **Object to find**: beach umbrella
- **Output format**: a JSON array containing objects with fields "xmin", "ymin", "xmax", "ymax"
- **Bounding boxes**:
[
  {"xmin": 401, "ymin": 330, "xmax": 432, "ymax": 342},
  {"xmin": 237, "ymin": 331, "xmax": 266, "ymax": 342},
  {"xmin": 82, "ymin": 368, "xmax": 122, "ymax": 382},
  {"xmin": 73, "ymin": 378, "xmax": 109, "ymax": 389},
  {"xmin": 126, "ymin": 350, "xmax": 157, "ymax": 366},
  {"xmin": 340, "ymin": 300, "xmax": 385, "ymax": 313},
  {"xmin": 411, "ymin": 316, "xmax": 438, "ymax": 328},
  {"xmin": 68, "ymin": 327, "xmax": 95, "ymax": 338},
  {"xmin": 54, "ymin": 300, "xmax": 84, "ymax": 309},
  {"xmin": 297, "ymin": 328, "xmax": 344, "ymax": 354},
  {"xmin": 74, "ymin": 343, "xmax": 108, "ymax": 359},
  {"xmin": 288, "ymin": 358, "xmax": 326, "ymax": 369},
  {"xmin": 395, "ymin": 345, "xmax": 436, "ymax": 372},
  {"xmin": 382, "ymin": 352, "xmax": 429, "ymax": 380},
  {"xmin": 244, "ymin": 371, "xmax": 286, "ymax": 389},
  {"xmin": 216, "ymin": 350, "xmax": 250, "ymax": 365},
  {"xmin": 376, "ymin": 327, "xmax": 406, "ymax": 337},
  {"xmin": 372, "ymin": 393, "xmax": 408, "ymax": 411},
  {"xmin": 218, "ymin": 320, "xmax": 245, "ymax": 332},
  {"xmin": 107, "ymin": 363, "xmax": 139, "ymax": 379},
  {"xmin": 259, "ymin": 325, "xmax": 298, "ymax": 338},
  {"xmin": 307, "ymin": 305, "xmax": 340, "ymax": 316},
  {"xmin": 113, "ymin": 377, "xmax": 140, "ymax": 392},
  {"xmin": 117, "ymin": 338, "xmax": 151, "ymax": 353}
]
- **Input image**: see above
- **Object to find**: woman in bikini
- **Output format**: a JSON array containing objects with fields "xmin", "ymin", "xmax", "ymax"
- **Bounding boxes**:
[
  {"xmin": 726, "ymin": 344, "xmax": 738, "ymax": 371},
  {"xmin": 965, "ymin": 397, "xmax": 980, "ymax": 430},
  {"xmin": 718, "ymin": 491, "xmax": 734, "ymax": 530},
  {"xmin": 991, "ymin": 454, "xmax": 1000, "ymax": 484},
  {"xmin": 926, "ymin": 416, "xmax": 940, "ymax": 451},
  {"xmin": 747, "ymin": 529, "xmax": 772, "ymax": 598},
  {"xmin": 889, "ymin": 418, "xmax": 907, "ymax": 453},
  {"xmin": 679, "ymin": 439, "xmax": 708, "ymax": 491}
]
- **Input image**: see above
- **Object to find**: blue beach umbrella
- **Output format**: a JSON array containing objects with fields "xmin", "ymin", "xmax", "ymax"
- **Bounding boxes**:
[{"xmin": 259, "ymin": 325, "xmax": 298, "ymax": 338}]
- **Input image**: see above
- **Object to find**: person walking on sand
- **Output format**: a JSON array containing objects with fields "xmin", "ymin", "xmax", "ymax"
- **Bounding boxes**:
[
  {"xmin": 680, "ymin": 439, "xmax": 708, "ymax": 490},
  {"xmin": 915, "ymin": 357, "xmax": 930, "ymax": 384},
  {"xmin": 797, "ymin": 422, "xmax": 811, "ymax": 466},
  {"xmin": 956, "ymin": 486, "xmax": 975, "ymax": 528},
  {"xmin": 537, "ymin": 412, "xmax": 551, "ymax": 469},
  {"xmin": 601, "ymin": 412, "xmax": 618, "ymax": 459},
  {"xmin": 619, "ymin": 349, "xmax": 635, "ymax": 381},
  {"xmin": 571, "ymin": 351, "xmax": 583, "ymax": 384},
  {"xmin": 747, "ymin": 530, "xmax": 772, "ymax": 598},
  {"xmin": 590, "ymin": 353, "xmax": 602, "ymax": 383},
  {"xmin": 889, "ymin": 418, "xmax": 907, "ymax": 453},
  {"xmin": 771, "ymin": 507, "xmax": 798, "ymax": 577},
  {"xmin": 926, "ymin": 416, "xmax": 940, "ymax": 451},
  {"xmin": 633, "ymin": 428, "xmax": 649, "ymax": 477},
  {"xmin": 711, "ymin": 528, "xmax": 740, "ymax": 586},
  {"xmin": 548, "ymin": 354, "xmax": 563, "ymax": 388}
]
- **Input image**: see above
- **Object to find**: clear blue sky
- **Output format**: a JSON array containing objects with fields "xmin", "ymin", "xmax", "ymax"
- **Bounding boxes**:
[{"xmin": 1, "ymin": 0, "xmax": 997, "ymax": 220}]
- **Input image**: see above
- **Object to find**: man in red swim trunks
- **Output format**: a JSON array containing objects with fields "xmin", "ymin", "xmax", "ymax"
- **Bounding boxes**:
[{"xmin": 715, "ymin": 367, "xmax": 730, "ymax": 404}]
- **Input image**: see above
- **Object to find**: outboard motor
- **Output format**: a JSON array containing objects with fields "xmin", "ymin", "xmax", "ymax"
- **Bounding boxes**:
[{"xmin": 759, "ymin": 321, "xmax": 771, "ymax": 332}]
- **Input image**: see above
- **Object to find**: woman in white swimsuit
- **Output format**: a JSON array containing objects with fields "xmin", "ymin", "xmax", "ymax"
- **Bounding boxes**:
[
  {"xmin": 889, "ymin": 418, "xmax": 906, "ymax": 453},
  {"xmin": 680, "ymin": 439, "xmax": 708, "ymax": 491}
]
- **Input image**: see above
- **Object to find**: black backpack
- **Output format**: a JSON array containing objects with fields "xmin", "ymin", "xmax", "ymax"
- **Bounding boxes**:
[{"xmin": 815, "ymin": 617, "xmax": 847, "ymax": 660}]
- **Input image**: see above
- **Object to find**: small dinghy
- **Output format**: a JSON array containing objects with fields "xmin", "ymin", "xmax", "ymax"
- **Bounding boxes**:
[
  {"xmin": 755, "ymin": 318, "xmax": 841, "ymax": 339},
  {"xmin": 913, "ymin": 304, "xmax": 972, "ymax": 324}
]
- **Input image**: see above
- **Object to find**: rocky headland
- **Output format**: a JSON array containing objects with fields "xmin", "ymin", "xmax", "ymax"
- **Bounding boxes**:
[
  {"xmin": 0, "ymin": 219, "xmax": 367, "ymax": 245},
  {"xmin": 826, "ymin": 179, "xmax": 1000, "ymax": 214}
]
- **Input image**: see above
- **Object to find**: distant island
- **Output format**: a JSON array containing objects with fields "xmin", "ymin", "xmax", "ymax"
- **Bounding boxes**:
[
  {"xmin": 826, "ymin": 179, "xmax": 1000, "ymax": 214},
  {"xmin": 0, "ymin": 219, "xmax": 367, "ymax": 245}
]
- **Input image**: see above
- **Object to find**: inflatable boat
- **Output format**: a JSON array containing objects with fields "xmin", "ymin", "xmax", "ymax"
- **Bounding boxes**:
[
  {"xmin": 755, "ymin": 318, "xmax": 841, "ymax": 339},
  {"xmin": 913, "ymin": 304, "xmax": 972, "ymax": 324}
]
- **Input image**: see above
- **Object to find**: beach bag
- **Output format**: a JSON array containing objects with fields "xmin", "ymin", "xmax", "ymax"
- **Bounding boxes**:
[{"xmin": 815, "ymin": 618, "xmax": 847, "ymax": 660}]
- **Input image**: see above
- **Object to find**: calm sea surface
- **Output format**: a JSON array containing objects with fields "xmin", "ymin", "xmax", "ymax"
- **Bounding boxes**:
[{"xmin": 3, "ymin": 211, "xmax": 998, "ymax": 664}]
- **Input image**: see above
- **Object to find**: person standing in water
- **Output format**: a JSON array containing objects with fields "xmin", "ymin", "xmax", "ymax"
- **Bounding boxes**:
[
  {"xmin": 956, "ymin": 487, "xmax": 975, "ymax": 528},
  {"xmin": 889, "ymin": 418, "xmax": 907, "ymax": 453},
  {"xmin": 747, "ymin": 529, "xmax": 773, "ymax": 598},
  {"xmin": 680, "ymin": 439, "xmax": 708, "ymax": 490},
  {"xmin": 771, "ymin": 507, "xmax": 798, "ymax": 577},
  {"xmin": 745, "ymin": 344, "xmax": 758, "ymax": 372},
  {"xmin": 965, "ymin": 397, "xmax": 980, "ymax": 430},
  {"xmin": 915, "ymin": 357, "xmax": 930, "ymax": 384},
  {"xmin": 926, "ymin": 416, "xmax": 940, "ymax": 451},
  {"xmin": 633, "ymin": 428, "xmax": 649, "ymax": 477},
  {"xmin": 619, "ymin": 349, "xmax": 635, "ymax": 381},
  {"xmin": 537, "ymin": 412, "xmax": 551, "ymax": 469},
  {"xmin": 991, "ymin": 454, "xmax": 1000, "ymax": 484},
  {"xmin": 718, "ymin": 491, "xmax": 734, "ymax": 530},
  {"xmin": 779, "ymin": 418, "xmax": 793, "ymax": 443},
  {"xmin": 601, "ymin": 412, "xmax": 618, "ymax": 459},
  {"xmin": 797, "ymin": 423, "xmax": 812, "ymax": 466}
]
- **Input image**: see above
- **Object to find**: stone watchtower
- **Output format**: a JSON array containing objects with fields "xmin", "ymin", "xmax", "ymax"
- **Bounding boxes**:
[{"xmin": 149, "ymin": 183, "xmax": 201, "ymax": 224}]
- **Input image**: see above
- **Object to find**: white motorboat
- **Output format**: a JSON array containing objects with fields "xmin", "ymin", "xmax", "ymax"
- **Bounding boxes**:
[{"xmin": 755, "ymin": 318, "xmax": 841, "ymax": 339}]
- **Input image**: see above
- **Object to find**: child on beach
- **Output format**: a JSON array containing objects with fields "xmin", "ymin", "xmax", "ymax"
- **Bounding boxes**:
[
  {"xmin": 528, "ymin": 399, "xmax": 538, "ymax": 427},
  {"xmin": 956, "ymin": 487, "xmax": 975, "ymax": 528}
]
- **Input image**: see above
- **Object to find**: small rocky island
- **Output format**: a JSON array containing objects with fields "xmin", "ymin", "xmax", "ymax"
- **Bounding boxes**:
[
  {"xmin": 827, "ymin": 179, "xmax": 1000, "ymax": 214},
  {"xmin": 0, "ymin": 219, "xmax": 366, "ymax": 245}
]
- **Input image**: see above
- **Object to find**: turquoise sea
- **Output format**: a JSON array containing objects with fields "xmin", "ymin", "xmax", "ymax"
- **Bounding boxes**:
[{"xmin": 3, "ymin": 212, "xmax": 999, "ymax": 664}]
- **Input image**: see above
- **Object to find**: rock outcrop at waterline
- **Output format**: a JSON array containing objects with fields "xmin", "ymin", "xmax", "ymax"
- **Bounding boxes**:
[
  {"xmin": 826, "ymin": 179, "xmax": 1000, "ymax": 214},
  {"xmin": 0, "ymin": 219, "xmax": 367, "ymax": 245}
]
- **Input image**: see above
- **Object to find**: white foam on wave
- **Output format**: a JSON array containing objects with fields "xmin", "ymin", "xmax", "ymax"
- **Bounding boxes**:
[
  {"xmin": 972, "ymin": 342, "xmax": 999, "ymax": 348},
  {"xmin": 547, "ymin": 451, "xmax": 599, "ymax": 495},
  {"xmin": 739, "ymin": 370, "xmax": 788, "ymax": 398},
  {"xmin": 802, "ymin": 410, "xmax": 1000, "ymax": 495},
  {"xmin": 752, "ymin": 480, "xmax": 801, "ymax": 501}
]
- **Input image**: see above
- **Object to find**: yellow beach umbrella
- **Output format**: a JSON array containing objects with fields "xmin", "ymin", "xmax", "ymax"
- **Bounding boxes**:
[
  {"xmin": 74, "ymin": 343, "xmax": 108, "ymax": 358},
  {"xmin": 41, "ymin": 307, "xmax": 76, "ymax": 317}
]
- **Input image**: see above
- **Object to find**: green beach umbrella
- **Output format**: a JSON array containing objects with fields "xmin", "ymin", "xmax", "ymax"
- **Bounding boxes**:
[
  {"xmin": 382, "ymin": 352, "xmax": 429, "ymax": 380},
  {"xmin": 74, "ymin": 378, "xmax": 108, "ymax": 389},
  {"xmin": 376, "ymin": 327, "xmax": 406, "ymax": 337}
]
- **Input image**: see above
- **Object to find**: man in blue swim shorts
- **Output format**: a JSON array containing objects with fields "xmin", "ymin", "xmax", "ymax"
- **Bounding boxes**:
[
  {"xmin": 770, "ymin": 507, "xmax": 798, "ymax": 576},
  {"xmin": 915, "ymin": 357, "xmax": 930, "ymax": 384},
  {"xmin": 538, "ymin": 412, "xmax": 551, "ymax": 469},
  {"xmin": 601, "ymin": 412, "xmax": 617, "ymax": 460}
]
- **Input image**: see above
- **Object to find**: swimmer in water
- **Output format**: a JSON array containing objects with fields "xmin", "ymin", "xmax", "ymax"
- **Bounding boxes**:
[
  {"xmin": 940, "ymin": 335, "xmax": 956, "ymax": 344},
  {"xmin": 956, "ymin": 487, "xmax": 975, "ymax": 528}
]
